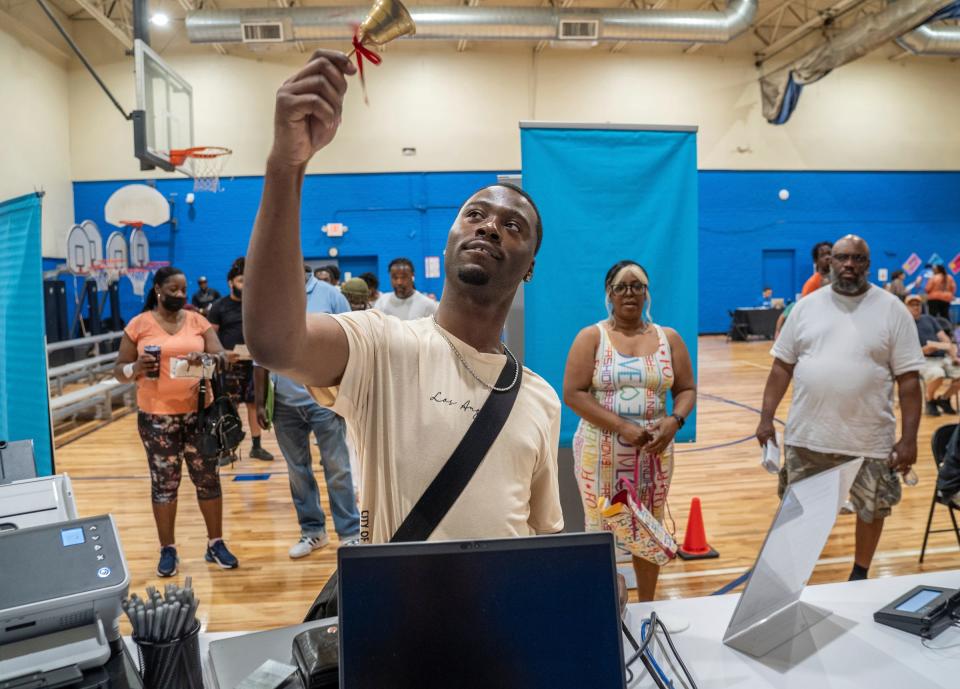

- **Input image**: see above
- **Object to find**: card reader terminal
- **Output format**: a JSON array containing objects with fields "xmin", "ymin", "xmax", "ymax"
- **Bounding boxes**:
[{"xmin": 873, "ymin": 585, "xmax": 960, "ymax": 639}]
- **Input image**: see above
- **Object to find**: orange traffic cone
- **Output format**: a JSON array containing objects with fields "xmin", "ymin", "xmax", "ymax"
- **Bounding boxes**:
[{"xmin": 677, "ymin": 497, "xmax": 719, "ymax": 560}]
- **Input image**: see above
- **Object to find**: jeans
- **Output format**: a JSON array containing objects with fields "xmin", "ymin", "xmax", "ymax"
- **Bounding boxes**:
[{"xmin": 273, "ymin": 399, "xmax": 360, "ymax": 538}]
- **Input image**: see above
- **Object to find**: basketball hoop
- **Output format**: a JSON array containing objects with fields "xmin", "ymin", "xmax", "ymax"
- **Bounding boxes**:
[
  {"xmin": 127, "ymin": 267, "xmax": 151, "ymax": 297},
  {"xmin": 89, "ymin": 259, "xmax": 112, "ymax": 292},
  {"xmin": 169, "ymin": 146, "xmax": 232, "ymax": 193}
]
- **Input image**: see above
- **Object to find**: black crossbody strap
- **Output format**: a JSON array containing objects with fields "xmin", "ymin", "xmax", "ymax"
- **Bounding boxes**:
[{"xmin": 390, "ymin": 357, "xmax": 522, "ymax": 543}]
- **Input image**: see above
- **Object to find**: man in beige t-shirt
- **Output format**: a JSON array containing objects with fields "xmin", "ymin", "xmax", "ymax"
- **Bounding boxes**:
[{"xmin": 244, "ymin": 50, "xmax": 563, "ymax": 546}]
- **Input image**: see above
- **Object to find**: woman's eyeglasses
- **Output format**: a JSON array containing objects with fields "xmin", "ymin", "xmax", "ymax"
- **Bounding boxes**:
[{"xmin": 611, "ymin": 283, "xmax": 647, "ymax": 296}]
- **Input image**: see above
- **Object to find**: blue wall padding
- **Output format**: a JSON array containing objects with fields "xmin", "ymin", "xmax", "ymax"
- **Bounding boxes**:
[
  {"xmin": 71, "ymin": 172, "xmax": 504, "ymax": 326},
  {"xmin": 520, "ymin": 127, "xmax": 700, "ymax": 446},
  {"xmin": 72, "ymin": 171, "xmax": 960, "ymax": 338},
  {"xmin": 699, "ymin": 170, "xmax": 960, "ymax": 333},
  {"xmin": 1, "ymin": 193, "xmax": 54, "ymax": 475}
]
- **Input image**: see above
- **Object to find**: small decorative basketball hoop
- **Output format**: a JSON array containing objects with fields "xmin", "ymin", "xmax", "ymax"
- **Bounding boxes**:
[
  {"xmin": 169, "ymin": 146, "xmax": 232, "ymax": 192},
  {"xmin": 127, "ymin": 267, "xmax": 151, "ymax": 297}
]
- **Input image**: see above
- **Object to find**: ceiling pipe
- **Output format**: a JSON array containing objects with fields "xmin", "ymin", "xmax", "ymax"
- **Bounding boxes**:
[
  {"xmin": 897, "ymin": 21, "xmax": 960, "ymax": 55},
  {"xmin": 185, "ymin": 0, "xmax": 757, "ymax": 45}
]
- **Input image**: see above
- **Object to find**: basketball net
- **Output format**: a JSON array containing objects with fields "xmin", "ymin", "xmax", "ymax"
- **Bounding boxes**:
[
  {"xmin": 127, "ymin": 268, "xmax": 150, "ymax": 297},
  {"xmin": 169, "ymin": 147, "xmax": 232, "ymax": 193},
  {"xmin": 90, "ymin": 258, "xmax": 126, "ymax": 292}
]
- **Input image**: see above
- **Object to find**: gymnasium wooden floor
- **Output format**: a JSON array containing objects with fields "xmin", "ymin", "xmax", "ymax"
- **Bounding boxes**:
[{"xmin": 55, "ymin": 336, "xmax": 960, "ymax": 633}]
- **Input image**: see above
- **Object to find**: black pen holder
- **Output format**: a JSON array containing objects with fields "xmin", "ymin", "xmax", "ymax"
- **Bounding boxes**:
[{"xmin": 134, "ymin": 621, "xmax": 203, "ymax": 689}]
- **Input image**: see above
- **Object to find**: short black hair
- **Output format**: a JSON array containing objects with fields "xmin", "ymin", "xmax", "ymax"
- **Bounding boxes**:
[
  {"xmin": 763, "ymin": 286, "xmax": 772, "ymax": 292},
  {"xmin": 227, "ymin": 257, "xmax": 244, "ymax": 282},
  {"xmin": 389, "ymin": 257, "xmax": 415, "ymax": 275},
  {"xmin": 466, "ymin": 183, "xmax": 543, "ymax": 254},
  {"xmin": 324, "ymin": 264, "xmax": 341, "ymax": 282},
  {"xmin": 890, "ymin": 269, "xmax": 904, "ymax": 280},
  {"xmin": 604, "ymin": 260, "xmax": 649, "ymax": 290},
  {"xmin": 359, "ymin": 272, "xmax": 379, "ymax": 290},
  {"xmin": 812, "ymin": 241, "xmax": 833, "ymax": 262}
]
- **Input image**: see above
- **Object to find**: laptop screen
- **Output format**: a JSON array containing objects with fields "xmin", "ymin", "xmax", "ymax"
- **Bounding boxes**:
[{"xmin": 338, "ymin": 533, "xmax": 625, "ymax": 689}]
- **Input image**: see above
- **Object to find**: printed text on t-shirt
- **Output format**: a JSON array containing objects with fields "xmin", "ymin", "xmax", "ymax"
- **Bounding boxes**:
[{"xmin": 429, "ymin": 391, "xmax": 481, "ymax": 419}]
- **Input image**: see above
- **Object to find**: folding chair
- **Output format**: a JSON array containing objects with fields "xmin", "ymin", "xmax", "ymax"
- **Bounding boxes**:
[{"xmin": 919, "ymin": 423, "xmax": 960, "ymax": 563}]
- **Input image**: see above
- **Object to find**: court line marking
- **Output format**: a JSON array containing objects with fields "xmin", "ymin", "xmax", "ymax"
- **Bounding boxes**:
[{"xmin": 635, "ymin": 545, "xmax": 960, "ymax": 583}]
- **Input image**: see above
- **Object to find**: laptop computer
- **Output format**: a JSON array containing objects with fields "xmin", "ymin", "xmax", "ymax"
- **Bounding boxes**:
[
  {"xmin": 338, "ymin": 531, "xmax": 626, "ymax": 689},
  {"xmin": 722, "ymin": 458, "xmax": 864, "ymax": 657}
]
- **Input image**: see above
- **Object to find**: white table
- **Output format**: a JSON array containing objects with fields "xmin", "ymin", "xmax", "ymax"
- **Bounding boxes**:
[
  {"xmin": 125, "ymin": 571, "xmax": 959, "ymax": 688},
  {"xmin": 624, "ymin": 570, "xmax": 960, "ymax": 688}
]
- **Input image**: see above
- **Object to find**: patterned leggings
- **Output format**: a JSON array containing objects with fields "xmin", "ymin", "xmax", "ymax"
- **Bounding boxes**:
[{"xmin": 138, "ymin": 411, "xmax": 222, "ymax": 504}]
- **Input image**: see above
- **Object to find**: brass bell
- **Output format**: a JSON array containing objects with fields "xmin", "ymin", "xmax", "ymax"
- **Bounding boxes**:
[{"xmin": 356, "ymin": 0, "xmax": 416, "ymax": 47}]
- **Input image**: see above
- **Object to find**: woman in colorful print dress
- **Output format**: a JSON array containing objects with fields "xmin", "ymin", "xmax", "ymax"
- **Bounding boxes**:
[{"xmin": 563, "ymin": 260, "xmax": 697, "ymax": 600}]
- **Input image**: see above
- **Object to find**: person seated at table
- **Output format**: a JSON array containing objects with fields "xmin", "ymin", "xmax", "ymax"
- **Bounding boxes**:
[
  {"xmin": 759, "ymin": 286, "xmax": 773, "ymax": 308},
  {"xmin": 801, "ymin": 241, "xmax": 833, "ymax": 297},
  {"xmin": 906, "ymin": 295, "xmax": 960, "ymax": 416}
]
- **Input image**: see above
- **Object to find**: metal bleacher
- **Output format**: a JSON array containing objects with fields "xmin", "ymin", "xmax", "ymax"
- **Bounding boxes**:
[{"xmin": 47, "ymin": 331, "xmax": 135, "ymax": 425}]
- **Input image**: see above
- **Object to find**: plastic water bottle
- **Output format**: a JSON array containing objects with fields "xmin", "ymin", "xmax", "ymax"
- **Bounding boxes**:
[{"xmin": 901, "ymin": 468, "xmax": 919, "ymax": 487}]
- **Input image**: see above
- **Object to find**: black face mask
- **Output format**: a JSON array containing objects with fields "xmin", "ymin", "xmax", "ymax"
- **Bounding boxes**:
[
  {"xmin": 161, "ymin": 295, "xmax": 186, "ymax": 312},
  {"xmin": 232, "ymin": 286, "xmax": 242, "ymax": 299}
]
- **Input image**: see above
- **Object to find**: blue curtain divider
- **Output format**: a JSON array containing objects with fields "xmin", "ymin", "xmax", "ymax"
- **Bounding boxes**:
[
  {"xmin": 521, "ymin": 125, "xmax": 699, "ymax": 446},
  {"xmin": 0, "ymin": 193, "xmax": 54, "ymax": 475}
]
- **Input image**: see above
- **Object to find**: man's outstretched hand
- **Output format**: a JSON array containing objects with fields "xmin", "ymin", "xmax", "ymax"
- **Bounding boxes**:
[{"xmin": 269, "ymin": 50, "xmax": 357, "ymax": 169}]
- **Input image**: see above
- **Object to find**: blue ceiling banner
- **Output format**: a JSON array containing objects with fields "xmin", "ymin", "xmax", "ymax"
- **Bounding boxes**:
[
  {"xmin": 520, "ymin": 123, "xmax": 699, "ymax": 446},
  {"xmin": 0, "ymin": 192, "xmax": 54, "ymax": 475}
]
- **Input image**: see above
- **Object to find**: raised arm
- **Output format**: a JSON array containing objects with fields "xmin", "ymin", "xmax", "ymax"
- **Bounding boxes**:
[{"xmin": 244, "ymin": 50, "xmax": 357, "ymax": 388}]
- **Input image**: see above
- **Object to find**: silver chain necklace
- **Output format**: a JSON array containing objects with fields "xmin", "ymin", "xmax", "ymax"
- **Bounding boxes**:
[{"xmin": 432, "ymin": 316, "xmax": 520, "ymax": 392}]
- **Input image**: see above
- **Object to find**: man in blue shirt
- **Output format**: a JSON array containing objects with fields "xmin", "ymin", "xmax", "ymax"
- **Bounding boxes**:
[{"xmin": 254, "ymin": 273, "xmax": 360, "ymax": 557}]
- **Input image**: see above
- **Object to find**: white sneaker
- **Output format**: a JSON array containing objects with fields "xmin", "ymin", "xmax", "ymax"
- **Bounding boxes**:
[
  {"xmin": 289, "ymin": 533, "xmax": 330, "ymax": 559},
  {"xmin": 839, "ymin": 500, "xmax": 855, "ymax": 515}
]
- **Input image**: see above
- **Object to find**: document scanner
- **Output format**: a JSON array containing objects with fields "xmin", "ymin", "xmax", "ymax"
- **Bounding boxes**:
[
  {"xmin": 0, "ymin": 514, "xmax": 132, "ymax": 686},
  {"xmin": 0, "ymin": 474, "xmax": 78, "ymax": 533}
]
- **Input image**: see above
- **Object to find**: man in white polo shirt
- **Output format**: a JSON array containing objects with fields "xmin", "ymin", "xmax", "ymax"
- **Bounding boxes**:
[{"xmin": 757, "ymin": 235, "xmax": 923, "ymax": 581}]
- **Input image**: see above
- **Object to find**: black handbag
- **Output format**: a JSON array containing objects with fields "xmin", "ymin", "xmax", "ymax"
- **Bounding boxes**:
[
  {"xmin": 196, "ymin": 365, "xmax": 245, "ymax": 461},
  {"xmin": 303, "ymin": 356, "xmax": 523, "ymax": 623}
]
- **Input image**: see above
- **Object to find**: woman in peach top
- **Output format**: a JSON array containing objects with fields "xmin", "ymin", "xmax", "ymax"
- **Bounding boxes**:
[
  {"xmin": 114, "ymin": 266, "xmax": 238, "ymax": 578},
  {"xmin": 926, "ymin": 265, "xmax": 956, "ymax": 320}
]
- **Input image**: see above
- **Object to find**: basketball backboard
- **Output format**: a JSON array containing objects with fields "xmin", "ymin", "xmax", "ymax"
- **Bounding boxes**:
[
  {"xmin": 65, "ymin": 222, "xmax": 104, "ymax": 275},
  {"xmin": 129, "ymin": 227, "xmax": 151, "ymax": 268},
  {"xmin": 105, "ymin": 232, "xmax": 129, "ymax": 267},
  {"xmin": 104, "ymin": 184, "xmax": 170, "ymax": 228},
  {"xmin": 133, "ymin": 39, "xmax": 193, "ymax": 173}
]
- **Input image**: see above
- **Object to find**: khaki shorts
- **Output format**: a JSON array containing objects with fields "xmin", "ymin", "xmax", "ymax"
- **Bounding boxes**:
[
  {"xmin": 920, "ymin": 357, "xmax": 960, "ymax": 382},
  {"xmin": 779, "ymin": 445, "xmax": 901, "ymax": 523}
]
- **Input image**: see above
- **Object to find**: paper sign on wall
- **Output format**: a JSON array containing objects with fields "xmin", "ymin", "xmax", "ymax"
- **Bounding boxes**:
[
  {"xmin": 877, "ymin": 268, "xmax": 888, "ymax": 283},
  {"xmin": 424, "ymin": 256, "xmax": 441, "ymax": 279},
  {"xmin": 949, "ymin": 253, "xmax": 960, "ymax": 274},
  {"xmin": 322, "ymin": 223, "xmax": 347, "ymax": 237},
  {"xmin": 902, "ymin": 253, "xmax": 922, "ymax": 276}
]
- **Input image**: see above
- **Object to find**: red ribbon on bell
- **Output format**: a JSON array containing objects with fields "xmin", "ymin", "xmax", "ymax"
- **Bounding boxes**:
[{"xmin": 352, "ymin": 28, "xmax": 382, "ymax": 104}]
